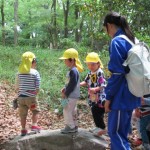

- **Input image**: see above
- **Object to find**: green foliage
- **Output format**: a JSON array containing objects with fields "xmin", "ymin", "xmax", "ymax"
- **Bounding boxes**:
[
  {"xmin": 0, "ymin": 45, "xmax": 110, "ymax": 113},
  {"xmin": 1, "ymin": 0, "xmax": 150, "ymax": 49}
]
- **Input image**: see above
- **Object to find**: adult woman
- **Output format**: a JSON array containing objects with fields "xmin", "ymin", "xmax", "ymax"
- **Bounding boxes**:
[{"xmin": 103, "ymin": 12, "xmax": 141, "ymax": 150}]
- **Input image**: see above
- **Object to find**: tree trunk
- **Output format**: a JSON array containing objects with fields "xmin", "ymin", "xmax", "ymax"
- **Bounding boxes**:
[
  {"xmin": 53, "ymin": 0, "xmax": 57, "ymax": 49},
  {"xmin": 14, "ymin": 0, "xmax": 18, "ymax": 46},
  {"xmin": 63, "ymin": 0, "xmax": 69, "ymax": 38},
  {"xmin": 1, "ymin": 0, "xmax": 5, "ymax": 46},
  {"xmin": 75, "ymin": 4, "xmax": 79, "ymax": 42}
]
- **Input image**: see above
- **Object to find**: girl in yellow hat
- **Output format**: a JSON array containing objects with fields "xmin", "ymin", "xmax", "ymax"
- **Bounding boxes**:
[
  {"xmin": 80, "ymin": 52, "xmax": 107, "ymax": 137},
  {"xmin": 59, "ymin": 48, "xmax": 83, "ymax": 133},
  {"xmin": 15, "ymin": 51, "xmax": 41, "ymax": 136}
]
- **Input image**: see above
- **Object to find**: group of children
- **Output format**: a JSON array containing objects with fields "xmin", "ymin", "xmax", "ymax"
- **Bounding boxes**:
[
  {"xmin": 59, "ymin": 49, "xmax": 106, "ymax": 136},
  {"xmin": 15, "ymin": 48, "xmax": 150, "ymax": 149}
]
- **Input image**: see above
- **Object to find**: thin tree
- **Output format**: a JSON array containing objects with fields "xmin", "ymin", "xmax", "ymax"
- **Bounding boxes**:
[
  {"xmin": 14, "ymin": 0, "xmax": 18, "ymax": 46},
  {"xmin": 52, "ymin": 0, "xmax": 57, "ymax": 49},
  {"xmin": 1, "ymin": 0, "xmax": 5, "ymax": 46},
  {"xmin": 63, "ymin": 0, "xmax": 69, "ymax": 38}
]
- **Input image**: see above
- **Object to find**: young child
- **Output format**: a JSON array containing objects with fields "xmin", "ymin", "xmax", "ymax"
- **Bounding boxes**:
[
  {"xmin": 59, "ymin": 48, "xmax": 83, "ymax": 134},
  {"xmin": 134, "ymin": 95, "xmax": 150, "ymax": 150},
  {"xmin": 80, "ymin": 52, "xmax": 106, "ymax": 136},
  {"xmin": 15, "ymin": 51, "xmax": 41, "ymax": 136}
]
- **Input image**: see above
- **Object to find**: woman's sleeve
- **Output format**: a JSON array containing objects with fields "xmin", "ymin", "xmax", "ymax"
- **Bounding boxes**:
[{"xmin": 105, "ymin": 40, "xmax": 126, "ymax": 100}]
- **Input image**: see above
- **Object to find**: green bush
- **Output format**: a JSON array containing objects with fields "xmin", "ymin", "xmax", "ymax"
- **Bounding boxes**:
[{"xmin": 0, "ymin": 45, "xmax": 109, "ymax": 113}]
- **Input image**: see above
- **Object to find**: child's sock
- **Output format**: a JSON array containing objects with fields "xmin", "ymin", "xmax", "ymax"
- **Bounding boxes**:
[{"xmin": 32, "ymin": 123, "xmax": 37, "ymax": 126}]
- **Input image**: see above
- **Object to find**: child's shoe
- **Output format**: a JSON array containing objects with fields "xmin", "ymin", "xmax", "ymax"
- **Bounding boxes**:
[
  {"xmin": 89, "ymin": 127, "xmax": 99, "ymax": 133},
  {"xmin": 21, "ymin": 129, "xmax": 27, "ymax": 136},
  {"xmin": 31, "ymin": 126, "xmax": 41, "ymax": 132},
  {"xmin": 61, "ymin": 125, "xmax": 76, "ymax": 134},
  {"xmin": 132, "ymin": 138, "xmax": 142, "ymax": 146},
  {"xmin": 93, "ymin": 128, "xmax": 106, "ymax": 137},
  {"xmin": 75, "ymin": 126, "xmax": 78, "ymax": 132}
]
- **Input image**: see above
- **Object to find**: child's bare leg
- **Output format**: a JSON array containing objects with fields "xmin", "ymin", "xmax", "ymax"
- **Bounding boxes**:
[
  {"xmin": 32, "ymin": 113, "xmax": 38, "ymax": 126},
  {"xmin": 21, "ymin": 117, "xmax": 26, "ymax": 129}
]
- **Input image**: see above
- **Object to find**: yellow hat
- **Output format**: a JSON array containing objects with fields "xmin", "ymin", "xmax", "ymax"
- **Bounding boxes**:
[
  {"xmin": 19, "ymin": 51, "xmax": 35, "ymax": 73},
  {"xmin": 85, "ymin": 52, "xmax": 104, "ymax": 68},
  {"xmin": 59, "ymin": 48, "xmax": 83, "ymax": 72}
]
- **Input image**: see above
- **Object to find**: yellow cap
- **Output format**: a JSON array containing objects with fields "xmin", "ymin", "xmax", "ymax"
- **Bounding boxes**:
[
  {"xmin": 59, "ymin": 48, "xmax": 83, "ymax": 72},
  {"xmin": 85, "ymin": 52, "xmax": 104, "ymax": 68},
  {"xmin": 19, "ymin": 51, "xmax": 35, "ymax": 73}
]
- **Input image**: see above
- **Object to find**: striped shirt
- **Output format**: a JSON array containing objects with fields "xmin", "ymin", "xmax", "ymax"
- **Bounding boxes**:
[{"xmin": 15, "ymin": 68, "xmax": 41, "ymax": 97}]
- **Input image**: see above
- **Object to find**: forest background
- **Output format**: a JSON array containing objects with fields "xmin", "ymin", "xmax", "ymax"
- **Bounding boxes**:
[{"xmin": 0, "ymin": 0, "xmax": 150, "ymax": 113}]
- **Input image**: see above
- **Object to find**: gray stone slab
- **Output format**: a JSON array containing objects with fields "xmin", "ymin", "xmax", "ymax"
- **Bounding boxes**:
[{"xmin": 3, "ymin": 128, "xmax": 108, "ymax": 150}]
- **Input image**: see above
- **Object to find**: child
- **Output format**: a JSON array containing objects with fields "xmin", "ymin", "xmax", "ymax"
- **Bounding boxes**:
[
  {"xmin": 80, "ymin": 52, "xmax": 106, "ymax": 136},
  {"xmin": 134, "ymin": 95, "xmax": 150, "ymax": 150},
  {"xmin": 146, "ymin": 123, "xmax": 150, "ymax": 144},
  {"xmin": 59, "ymin": 48, "xmax": 83, "ymax": 134},
  {"xmin": 129, "ymin": 110, "xmax": 142, "ymax": 147},
  {"xmin": 15, "ymin": 51, "xmax": 41, "ymax": 136}
]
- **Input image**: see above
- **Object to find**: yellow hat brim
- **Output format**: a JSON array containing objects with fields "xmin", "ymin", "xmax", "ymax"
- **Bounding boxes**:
[{"xmin": 59, "ymin": 57, "xmax": 67, "ymax": 59}]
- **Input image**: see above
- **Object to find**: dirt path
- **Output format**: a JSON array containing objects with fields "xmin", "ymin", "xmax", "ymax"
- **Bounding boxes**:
[{"xmin": 0, "ymin": 82, "xmax": 141, "ymax": 150}]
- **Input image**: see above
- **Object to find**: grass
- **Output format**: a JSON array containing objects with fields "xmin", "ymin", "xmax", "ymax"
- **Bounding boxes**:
[{"xmin": 0, "ymin": 45, "xmax": 109, "ymax": 112}]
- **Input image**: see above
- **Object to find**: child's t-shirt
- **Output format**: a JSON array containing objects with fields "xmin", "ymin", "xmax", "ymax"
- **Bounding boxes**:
[
  {"xmin": 15, "ymin": 68, "xmax": 41, "ymax": 97},
  {"xmin": 65, "ymin": 67, "xmax": 80, "ymax": 99},
  {"xmin": 84, "ymin": 68, "xmax": 106, "ymax": 107}
]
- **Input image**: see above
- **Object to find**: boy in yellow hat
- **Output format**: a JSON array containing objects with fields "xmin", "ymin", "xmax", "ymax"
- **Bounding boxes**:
[
  {"xmin": 59, "ymin": 48, "xmax": 83, "ymax": 133},
  {"xmin": 80, "ymin": 52, "xmax": 106, "ymax": 137},
  {"xmin": 15, "ymin": 51, "xmax": 41, "ymax": 136}
]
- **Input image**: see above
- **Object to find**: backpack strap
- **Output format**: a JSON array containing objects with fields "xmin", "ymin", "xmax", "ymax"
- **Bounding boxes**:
[
  {"xmin": 118, "ymin": 35, "xmax": 135, "ymax": 46},
  {"xmin": 120, "ymin": 35, "xmax": 150, "ymax": 65}
]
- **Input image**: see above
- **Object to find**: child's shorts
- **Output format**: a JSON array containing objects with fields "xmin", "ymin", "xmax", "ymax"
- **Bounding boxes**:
[{"xmin": 18, "ymin": 97, "xmax": 40, "ymax": 118}]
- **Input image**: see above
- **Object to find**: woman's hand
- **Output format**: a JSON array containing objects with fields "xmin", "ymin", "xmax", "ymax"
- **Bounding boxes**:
[{"xmin": 104, "ymin": 100, "xmax": 111, "ymax": 113}]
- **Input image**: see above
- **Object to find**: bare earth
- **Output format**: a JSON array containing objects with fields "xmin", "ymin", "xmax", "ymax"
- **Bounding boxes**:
[{"xmin": 0, "ymin": 82, "xmax": 141, "ymax": 149}]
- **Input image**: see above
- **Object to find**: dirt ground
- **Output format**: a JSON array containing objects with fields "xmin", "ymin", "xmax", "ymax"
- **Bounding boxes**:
[{"xmin": 0, "ymin": 82, "xmax": 142, "ymax": 149}]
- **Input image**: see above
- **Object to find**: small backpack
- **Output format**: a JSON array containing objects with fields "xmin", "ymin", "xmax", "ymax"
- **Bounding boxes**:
[{"xmin": 120, "ymin": 35, "xmax": 150, "ymax": 97}]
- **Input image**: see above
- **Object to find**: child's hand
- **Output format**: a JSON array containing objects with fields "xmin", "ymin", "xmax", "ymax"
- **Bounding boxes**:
[
  {"xmin": 61, "ymin": 92, "xmax": 66, "ymax": 99},
  {"xmin": 134, "ymin": 108, "xmax": 141, "ymax": 118},
  {"xmin": 104, "ymin": 100, "xmax": 111, "ymax": 113},
  {"xmin": 141, "ymin": 97, "xmax": 145, "ymax": 105},
  {"xmin": 80, "ymin": 81, "xmax": 87, "ymax": 86},
  {"xmin": 61, "ymin": 88, "xmax": 65, "ymax": 93},
  {"xmin": 88, "ymin": 88, "xmax": 96, "ymax": 94}
]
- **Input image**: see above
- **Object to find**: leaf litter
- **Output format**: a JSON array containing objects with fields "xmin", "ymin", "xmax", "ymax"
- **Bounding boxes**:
[{"xmin": 0, "ymin": 82, "xmax": 142, "ymax": 150}]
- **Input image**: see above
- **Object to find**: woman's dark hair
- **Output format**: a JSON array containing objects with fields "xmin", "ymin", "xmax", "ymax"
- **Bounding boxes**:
[{"xmin": 103, "ymin": 12, "xmax": 135, "ymax": 43}]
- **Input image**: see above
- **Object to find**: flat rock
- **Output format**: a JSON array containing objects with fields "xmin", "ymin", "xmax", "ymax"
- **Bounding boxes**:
[{"xmin": 3, "ymin": 128, "xmax": 108, "ymax": 150}]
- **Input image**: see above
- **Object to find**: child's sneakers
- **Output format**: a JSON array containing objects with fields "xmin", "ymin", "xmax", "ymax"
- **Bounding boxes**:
[
  {"xmin": 132, "ymin": 138, "xmax": 142, "ymax": 146},
  {"xmin": 31, "ymin": 126, "xmax": 41, "ymax": 132},
  {"xmin": 93, "ymin": 128, "xmax": 107, "ymax": 137},
  {"xmin": 75, "ymin": 126, "xmax": 78, "ymax": 132},
  {"xmin": 61, "ymin": 125, "xmax": 76, "ymax": 134},
  {"xmin": 89, "ymin": 127, "xmax": 99, "ymax": 133},
  {"xmin": 21, "ymin": 129, "xmax": 27, "ymax": 136}
]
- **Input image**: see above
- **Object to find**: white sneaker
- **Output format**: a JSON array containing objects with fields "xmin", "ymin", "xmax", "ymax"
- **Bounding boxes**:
[
  {"xmin": 93, "ymin": 128, "xmax": 106, "ymax": 137},
  {"xmin": 89, "ymin": 127, "xmax": 99, "ymax": 133},
  {"xmin": 61, "ymin": 125, "xmax": 76, "ymax": 134}
]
